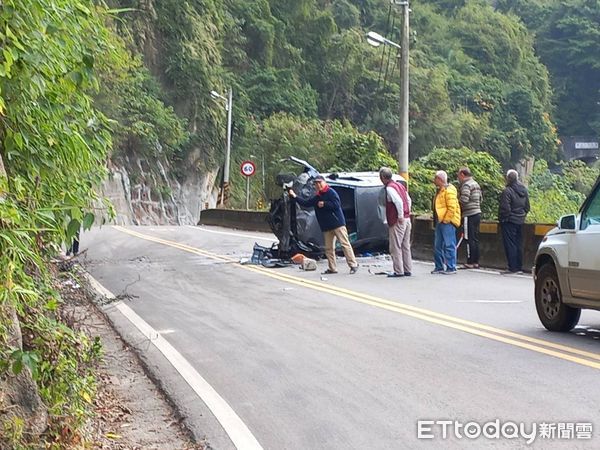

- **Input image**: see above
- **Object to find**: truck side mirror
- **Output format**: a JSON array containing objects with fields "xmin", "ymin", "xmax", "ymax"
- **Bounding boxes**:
[{"xmin": 558, "ymin": 214, "xmax": 577, "ymax": 230}]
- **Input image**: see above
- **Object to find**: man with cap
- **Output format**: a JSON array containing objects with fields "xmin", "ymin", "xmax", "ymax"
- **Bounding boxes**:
[{"xmin": 288, "ymin": 175, "xmax": 359, "ymax": 274}]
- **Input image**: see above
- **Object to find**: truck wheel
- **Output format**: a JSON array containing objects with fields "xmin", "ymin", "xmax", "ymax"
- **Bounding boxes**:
[{"xmin": 535, "ymin": 263, "xmax": 581, "ymax": 332}]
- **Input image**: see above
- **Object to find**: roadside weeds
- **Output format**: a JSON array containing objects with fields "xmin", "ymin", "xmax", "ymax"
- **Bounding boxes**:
[{"xmin": 56, "ymin": 261, "xmax": 206, "ymax": 450}]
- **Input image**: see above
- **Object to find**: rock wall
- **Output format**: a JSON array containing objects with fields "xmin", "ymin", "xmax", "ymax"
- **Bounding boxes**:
[
  {"xmin": 97, "ymin": 0, "xmax": 223, "ymax": 226},
  {"xmin": 99, "ymin": 158, "xmax": 219, "ymax": 226}
]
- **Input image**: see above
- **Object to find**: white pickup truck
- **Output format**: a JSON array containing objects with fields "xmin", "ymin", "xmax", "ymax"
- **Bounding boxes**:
[{"xmin": 533, "ymin": 176, "xmax": 600, "ymax": 331}]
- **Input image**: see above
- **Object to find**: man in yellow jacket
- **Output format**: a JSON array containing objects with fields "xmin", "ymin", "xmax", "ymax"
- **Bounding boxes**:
[{"xmin": 432, "ymin": 170, "xmax": 461, "ymax": 274}]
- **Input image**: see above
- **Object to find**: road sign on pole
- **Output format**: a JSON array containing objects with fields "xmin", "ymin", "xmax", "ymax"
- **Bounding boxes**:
[
  {"xmin": 240, "ymin": 161, "xmax": 256, "ymax": 177},
  {"xmin": 240, "ymin": 161, "xmax": 256, "ymax": 209}
]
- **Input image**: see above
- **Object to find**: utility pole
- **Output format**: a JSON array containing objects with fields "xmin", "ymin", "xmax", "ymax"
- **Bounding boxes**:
[
  {"xmin": 395, "ymin": 0, "xmax": 410, "ymax": 181},
  {"xmin": 211, "ymin": 88, "xmax": 233, "ymax": 206},
  {"xmin": 223, "ymin": 88, "xmax": 233, "ymax": 202},
  {"xmin": 366, "ymin": 1, "xmax": 409, "ymax": 181}
]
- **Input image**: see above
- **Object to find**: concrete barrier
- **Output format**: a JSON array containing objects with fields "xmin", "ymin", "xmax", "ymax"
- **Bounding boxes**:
[
  {"xmin": 199, "ymin": 209, "xmax": 272, "ymax": 233},
  {"xmin": 411, "ymin": 216, "xmax": 554, "ymax": 271},
  {"xmin": 199, "ymin": 209, "xmax": 554, "ymax": 271}
]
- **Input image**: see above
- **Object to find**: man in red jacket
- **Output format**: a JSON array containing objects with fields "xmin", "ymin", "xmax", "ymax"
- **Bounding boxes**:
[{"xmin": 379, "ymin": 167, "xmax": 412, "ymax": 277}]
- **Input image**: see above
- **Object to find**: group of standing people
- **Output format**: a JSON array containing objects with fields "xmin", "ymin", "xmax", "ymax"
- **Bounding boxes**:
[
  {"xmin": 430, "ymin": 167, "xmax": 530, "ymax": 275},
  {"xmin": 430, "ymin": 167, "xmax": 483, "ymax": 274},
  {"xmin": 289, "ymin": 166, "xmax": 530, "ymax": 276},
  {"xmin": 426, "ymin": 167, "xmax": 531, "ymax": 275}
]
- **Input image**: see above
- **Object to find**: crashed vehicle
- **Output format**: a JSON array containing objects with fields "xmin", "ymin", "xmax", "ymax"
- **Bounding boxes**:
[{"xmin": 267, "ymin": 157, "xmax": 406, "ymax": 258}]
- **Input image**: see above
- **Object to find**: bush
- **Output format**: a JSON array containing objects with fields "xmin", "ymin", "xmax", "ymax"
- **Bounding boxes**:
[
  {"xmin": 409, "ymin": 147, "xmax": 504, "ymax": 219},
  {"xmin": 232, "ymin": 114, "xmax": 397, "ymax": 206},
  {"xmin": 526, "ymin": 159, "xmax": 592, "ymax": 224}
]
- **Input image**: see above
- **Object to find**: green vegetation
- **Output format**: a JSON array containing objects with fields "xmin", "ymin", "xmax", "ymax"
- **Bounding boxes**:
[
  {"xmin": 231, "ymin": 113, "xmax": 397, "ymax": 204},
  {"xmin": 0, "ymin": 1, "xmax": 113, "ymax": 447},
  {"xmin": 409, "ymin": 147, "xmax": 504, "ymax": 219},
  {"xmin": 1, "ymin": 1, "xmax": 599, "ymax": 446},
  {"xmin": 93, "ymin": 0, "xmax": 598, "ymax": 215},
  {"xmin": 106, "ymin": 0, "xmax": 567, "ymax": 208},
  {"xmin": 528, "ymin": 159, "xmax": 599, "ymax": 223},
  {"xmin": 496, "ymin": 0, "xmax": 600, "ymax": 138}
]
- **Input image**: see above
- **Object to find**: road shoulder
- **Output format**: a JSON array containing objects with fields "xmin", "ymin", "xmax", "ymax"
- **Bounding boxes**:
[{"xmin": 58, "ymin": 262, "xmax": 204, "ymax": 449}]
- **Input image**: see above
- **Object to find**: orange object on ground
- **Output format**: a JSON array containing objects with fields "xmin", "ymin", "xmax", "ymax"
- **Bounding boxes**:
[{"xmin": 291, "ymin": 253, "xmax": 305, "ymax": 264}]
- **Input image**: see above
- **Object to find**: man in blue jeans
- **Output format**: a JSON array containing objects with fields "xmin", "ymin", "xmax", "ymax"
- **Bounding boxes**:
[{"xmin": 431, "ymin": 170, "xmax": 461, "ymax": 274}]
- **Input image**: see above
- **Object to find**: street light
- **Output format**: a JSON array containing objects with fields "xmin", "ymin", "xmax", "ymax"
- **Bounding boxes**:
[
  {"xmin": 210, "ymin": 88, "xmax": 233, "ymax": 206},
  {"xmin": 366, "ymin": 0, "xmax": 410, "ymax": 181},
  {"xmin": 366, "ymin": 31, "xmax": 402, "ymax": 50}
]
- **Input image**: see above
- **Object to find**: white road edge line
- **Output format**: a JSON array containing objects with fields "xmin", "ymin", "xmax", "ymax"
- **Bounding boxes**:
[
  {"xmin": 84, "ymin": 273, "xmax": 264, "ymax": 450},
  {"xmin": 186, "ymin": 225, "xmax": 276, "ymax": 242}
]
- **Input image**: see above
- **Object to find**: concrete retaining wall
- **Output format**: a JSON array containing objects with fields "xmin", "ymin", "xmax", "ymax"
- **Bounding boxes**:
[
  {"xmin": 410, "ymin": 217, "xmax": 553, "ymax": 271},
  {"xmin": 199, "ymin": 209, "xmax": 272, "ymax": 233},
  {"xmin": 199, "ymin": 209, "xmax": 554, "ymax": 271}
]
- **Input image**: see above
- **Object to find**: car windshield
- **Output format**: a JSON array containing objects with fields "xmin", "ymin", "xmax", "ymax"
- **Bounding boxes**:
[{"xmin": 581, "ymin": 186, "xmax": 600, "ymax": 229}]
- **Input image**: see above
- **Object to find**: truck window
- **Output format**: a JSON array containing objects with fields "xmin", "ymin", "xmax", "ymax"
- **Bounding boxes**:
[{"xmin": 581, "ymin": 187, "xmax": 600, "ymax": 229}]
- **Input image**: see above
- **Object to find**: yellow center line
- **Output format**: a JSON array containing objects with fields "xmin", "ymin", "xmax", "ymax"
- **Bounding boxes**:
[
  {"xmin": 113, "ymin": 226, "xmax": 600, "ymax": 370},
  {"xmin": 249, "ymin": 266, "xmax": 600, "ymax": 362}
]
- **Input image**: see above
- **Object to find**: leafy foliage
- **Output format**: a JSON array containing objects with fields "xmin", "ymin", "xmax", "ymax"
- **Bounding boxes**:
[
  {"xmin": 0, "ymin": 1, "xmax": 114, "ymax": 447},
  {"xmin": 95, "ymin": 51, "xmax": 189, "ymax": 162},
  {"xmin": 496, "ymin": 0, "xmax": 600, "ymax": 137},
  {"xmin": 329, "ymin": 125, "xmax": 398, "ymax": 173},
  {"xmin": 231, "ymin": 113, "xmax": 396, "ymax": 205},
  {"xmin": 108, "ymin": 0, "xmax": 567, "ymax": 209},
  {"xmin": 560, "ymin": 159, "xmax": 600, "ymax": 196},
  {"xmin": 527, "ymin": 159, "xmax": 599, "ymax": 223},
  {"xmin": 409, "ymin": 147, "xmax": 505, "ymax": 219},
  {"xmin": 412, "ymin": 1, "xmax": 558, "ymax": 165},
  {"xmin": 242, "ymin": 67, "xmax": 318, "ymax": 119}
]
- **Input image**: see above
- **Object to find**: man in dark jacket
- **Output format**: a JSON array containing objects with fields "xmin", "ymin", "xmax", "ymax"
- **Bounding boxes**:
[
  {"xmin": 499, "ymin": 169, "xmax": 530, "ymax": 274},
  {"xmin": 288, "ymin": 175, "xmax": 359, "ymax": 274}
]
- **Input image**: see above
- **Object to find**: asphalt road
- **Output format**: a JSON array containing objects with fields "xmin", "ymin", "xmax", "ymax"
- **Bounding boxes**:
[{"xmin": 83, "ymin": 225, "xmax": 600, "ymax": 449}]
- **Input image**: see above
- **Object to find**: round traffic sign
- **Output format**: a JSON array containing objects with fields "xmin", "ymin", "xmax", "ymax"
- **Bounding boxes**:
[{"xmin": 240, "ymin": 160, "xmax": 256, "ymax": 177}]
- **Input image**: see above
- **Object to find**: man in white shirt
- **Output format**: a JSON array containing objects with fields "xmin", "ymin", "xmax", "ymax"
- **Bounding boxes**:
[{"xmin": 379, "ymin": 167, "xmax": 413, "ymax": 277}]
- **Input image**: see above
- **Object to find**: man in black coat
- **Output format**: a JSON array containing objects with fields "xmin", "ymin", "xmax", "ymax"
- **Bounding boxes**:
[
  {"xmin": 288, "ymin": 175, "xmax": 359, "ymax": 274},
  {"xmin": 499, "ymin": 169, "xmax": 530, "ymax": 274}
]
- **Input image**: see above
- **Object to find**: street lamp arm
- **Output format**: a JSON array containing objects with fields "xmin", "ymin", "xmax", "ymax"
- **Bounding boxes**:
[
  {"xmin": 366, "ymin": 31, "xmax": 401, "ymax": 50},
  {"xmin": 210, "ymin": 90, "xmax": 227, "ymax": 102},
  {"xmin": 383, "ymin": 38, "xmax": 401, "ymax": 50}
]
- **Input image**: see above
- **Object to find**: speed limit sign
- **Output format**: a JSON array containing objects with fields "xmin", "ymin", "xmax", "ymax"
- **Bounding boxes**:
[{"xmin": 240, "ymin": 160, "xmax": 256, "ymax": 177}]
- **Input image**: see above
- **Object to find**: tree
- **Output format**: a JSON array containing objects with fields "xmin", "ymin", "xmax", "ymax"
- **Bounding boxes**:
[
  {"xmin": 232, "ymin": 113, "xmax": 396, "ymax": 205},
  {"xmin": 526, "ymin": 159, "xmax": 587, "ymax": 223},
  {"xmin": 496, "ymin": 0, "xmax": 600, "ymax": 137},
  {"xmin": 242, "ymin": 67, "xmax": 318, "ymax": 118},
  {"xmin": 1, "ymin": 1, "xmax": 117, "ymax": 446},
  {"xmin": 409, "ymin": 147, "xmax": 505, "ymax": 219}
]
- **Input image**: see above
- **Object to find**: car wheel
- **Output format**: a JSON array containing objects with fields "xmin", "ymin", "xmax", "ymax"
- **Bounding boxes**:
[{"xmin": 535, "ymin": 263, "xmax": 581, "ymax": 332}]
